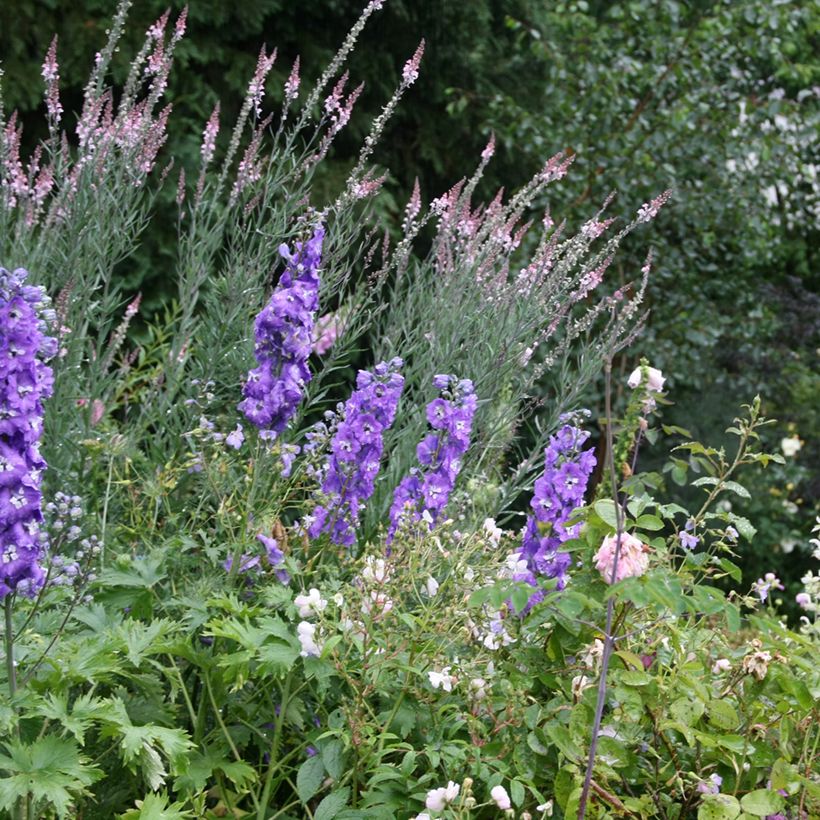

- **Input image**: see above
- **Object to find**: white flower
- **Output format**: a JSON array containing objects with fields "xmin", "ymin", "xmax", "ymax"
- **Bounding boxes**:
[
  {"xmin": 362, "ymin": 555, "xmax": 389, "ymax": 584},
  {"xmin": 294, "ymin": 588, "xmax": 327, "ymax": 619},
  {"xmin": 491, "ymin": 785, "xmax": 511, "ymax": 810},
  {"xmin": 362, "ymin": 590, "xmax": 393, "ymax": 617},
  {"xmin": 537, "ymin": 799, "xmax": 554, "ymax": 816},
  {"xmin": 483, "ymin": 517, "xmax": 503, "ymax": 545},
  {"xmin": 424, "ymin": 576, "xmax": 439, "ymax": 597},
  {"xmin": 425, "ymin": 782, "xmax": 460, "ymax": 812},
  {"xmin": 580, "ymin": 638, "xmax": 604, "ymax": 670},
  {"xmin": 571, "ymin": 674, "xmax": 592, "ymax": 699},
  {"xmin": 628, "ymin": 365, "xmax": 665, "ymax": 393},
  {"xmin": 428, "ymin": 667, "xmax": 454, "ymax": 692},
  {"xmin": 413, "ymin": 815, "xmax": 432, "ymax": 820},
  {"xmin": 297, "ymin": 621, "xmax": 322, "ymax": 657},
  {"xmin": 781, "ymin": 435, "xmax": 803, "ymax": 457},
  {"xmin": 712, "ymin": 658, "xmax": 732, "ymax": 674},
  {"xmin": 469, "ymin": 677, "xmax": 487, "ymax": 700}
]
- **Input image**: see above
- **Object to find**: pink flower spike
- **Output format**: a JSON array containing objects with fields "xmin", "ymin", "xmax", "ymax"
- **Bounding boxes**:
[
  {"xmin": 146, "ymin": 10, "xmax": 169, "ymax": 41},
  {"xmin": 284, "ymin": 55, "xmax": 301, "ymax": 103},
  {"xmin": 404, "ymin": 177, "xmax": 421, "ymax": 227},
  {"xmin": 325, "ymin": 70, "xmax": 349, "ymax": 115},
  {"xmin": 481, "ymin": 132, "xmax": 495, "ymax": 162},
  {"xmin": 200, "ymin": 102, "xmax": 220, "ymax": 166},
  {"xmin": 41, "ymin": 36, "xmax": 63, "ymax": 127},
  {"xmin": 637, "ymin": 189, "xmax": 672, "ymax": 223},
  {"xmin": 402, "ymin": 39, "xmax": 425, "ymax": 87},
  {"xmin": 173, "ymin": 6, "xmax": 188, "ymax": 41}
]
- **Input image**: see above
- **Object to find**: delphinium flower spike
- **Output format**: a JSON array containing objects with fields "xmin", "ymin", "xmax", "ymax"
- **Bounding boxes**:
[
  {"xmin": 513, "ymin": 420, "xmax": 596, "ymax": 609},
  {"xmin": 238, "ymin": 226, "xmax": 324, "ymax": 438},
  {"xmin": 307, "ymin": 358, "xmax": 404, "ymax": 547},
  {"xmin": 388, "ymin": 374, "xmax": 477, "ymax": 542},
  {"xmin": 0, "ymin": 267, "xmax": 57, "ymax": 597}
]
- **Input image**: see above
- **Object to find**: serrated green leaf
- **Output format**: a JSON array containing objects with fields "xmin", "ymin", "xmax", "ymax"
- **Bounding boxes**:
[
  {"xmin": 297, "ymin": 755, "xmax": 325, "ymax": 803},
  {"xmin": 314, "ymin": 788, "xmax": 350, "ymax": 820},
  {"xmin": 321, "ymin": 739, "xmax": 345, "ymax": 781}
]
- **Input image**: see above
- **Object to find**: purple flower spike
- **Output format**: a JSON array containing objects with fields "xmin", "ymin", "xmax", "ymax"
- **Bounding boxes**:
[
  {"xmin": 0, "ymin": 267, "xmax": 56, "ymax": 598},
  {"xmin": 238, "ymin": 226, "xmax": 324, "ymax": 437},
  {"xmin": 516, "ymin": 423, "xmax": 596, "ymax": 607},
  {"xmin": 388, "ymin": 374, "xmax": 477, "ymax": 542},
  {"xmin": 308, "ymin": 359, "xmax": 404, "ymax": 546}
]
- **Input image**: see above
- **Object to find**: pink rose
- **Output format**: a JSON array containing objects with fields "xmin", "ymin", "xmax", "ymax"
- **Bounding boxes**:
[{"xmin": 594, "ymin": 532, "xmax": 649, "ymax": 583}]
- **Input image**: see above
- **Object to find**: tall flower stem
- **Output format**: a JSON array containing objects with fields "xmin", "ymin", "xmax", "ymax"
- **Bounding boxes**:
[
  {"xmin": 4, "ymin": 596, "xmax": 17, "ymax": 702},
  {"xmin": 578, "ymin": 358, "xmax": 630, "ymax": 819}
]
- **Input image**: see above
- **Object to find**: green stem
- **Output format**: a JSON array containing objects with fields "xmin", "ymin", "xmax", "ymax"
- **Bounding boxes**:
[
  {"xmin": 257, "ymin": 672, "xmax": 293, "ymax": 820},
  {"xmin": 4, "ymin": 598, "xmax": 24, "ymax": 820}
]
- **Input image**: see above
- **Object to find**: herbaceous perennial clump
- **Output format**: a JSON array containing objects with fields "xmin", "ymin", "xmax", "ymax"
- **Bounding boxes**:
[
  {"xmin": 388, "ymin": 374, "xmax": 477, "ymax": 541},
  {"xmin": 516, "ymin": 422, "xmax": 596, "ymax": 598},
  {"xmin": 0, "ymin": 268, "xmax": 56, "ymax": 597},
  {"xmin": 307, "ymin": 358, "xmax": 404, "ymax": 546},
  {"xmin": 238, "ymin": 226, "xmax": 324, "ymax": 437}
]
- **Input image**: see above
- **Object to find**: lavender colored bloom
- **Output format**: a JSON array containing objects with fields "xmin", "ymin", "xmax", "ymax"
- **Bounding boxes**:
[
  {"xmin": 0, "ymin": 268, "xmax": 56, "ymax": 598},
  {"xmin": 308, "ymin": 359, "xmax": 404, "ymax": 546},
  {"xmin": 679, "ymin": 530, "xmax": 699, "ymax": 550},
  {"xmin": 238, "ymin": 226, "xmax": 324, "ymax": 437},
  {"xmin": 515, "ymin": 423, "xmax": 596, "ymax": 610},
  {"xmin": 388, "ymin": 375, "xmax": 477, "ymax": 542}
]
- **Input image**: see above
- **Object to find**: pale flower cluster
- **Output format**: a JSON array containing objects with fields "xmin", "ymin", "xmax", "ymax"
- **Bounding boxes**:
[
  {"xmin": 425, "ymin": 781, "xmax": 460, "ymax": 812},
  {"xmin": 593, "ymin": 532, "xmax": 649, "ymax": 584}
]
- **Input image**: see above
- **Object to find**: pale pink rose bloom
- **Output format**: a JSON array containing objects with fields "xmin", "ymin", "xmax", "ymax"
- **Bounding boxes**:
[
  {"xmin": 594, "ymin": 532, "xmax": 649, "ymax": 583},
  {"xmin": 491, "ymin": 785, "xmax": 512, "ymax": 810},
  {"xmin": 628, "ymin": 366, "xmax": 665, "ymax": 393}
]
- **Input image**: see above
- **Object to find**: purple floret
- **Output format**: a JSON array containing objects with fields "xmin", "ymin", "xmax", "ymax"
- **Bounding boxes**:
[
  {"xmin": 238, "ymin": 226, "xmax": 324, "ymax": 437},
  {"xmin": 0, "ymin": 267, "xmax": 55, "ymax": 598}
]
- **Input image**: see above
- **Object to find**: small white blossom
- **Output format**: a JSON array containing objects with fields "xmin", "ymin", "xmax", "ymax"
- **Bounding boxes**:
[
  {"xmin": 294, "ymin": 588, "xmax": 328, "ymax": 619},
  {"xmin": 428, "ymin": 667, "xmax": 455, "ymax": 692},
  {"xmin": 425, "ymin": 782, "xmax": 460, "ymax": 812},
  {"xmin": 424, "ymin": 576, "xmax": 439, "ymax": 597},
  {"xmin": 491, "ymin": 785, "xmax": 511, "ymax": 810},
  {"xmin": 297, "ymin": 621, "xmax": 322, "ymax": 657}
]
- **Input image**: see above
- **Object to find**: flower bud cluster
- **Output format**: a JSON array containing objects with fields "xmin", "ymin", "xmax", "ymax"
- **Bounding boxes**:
[
  {"xmin": 307, "ymin": 359, "xmax": 404, "ymax": 546},
  {"xmin": 517, "ymin": 424, "xmax": 596, "ymax": 603},
  {"xmin": 1, "ymin": 267, "xmax": 56, "ymax": 598},
  {"xmin": 388, "ymin": 375, "xmax": 476, "ymax": 542},
  {"xmin": 238, "ymin": 227, "xmax": 324, "ymax": 437}
]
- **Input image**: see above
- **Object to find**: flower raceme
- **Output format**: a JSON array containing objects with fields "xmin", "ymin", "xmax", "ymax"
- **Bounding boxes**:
[
  {"xmin": 388, "ymin": 374, "xmax": 477, "ymax": 542},
  {"xmin": 514, "ymin": 423, "xmax": 596, "ymax": 607},
  {"xmin": 0, "ymin": 268, "xmax": 57, "ymax": 597},
  {"xmin": 308, "ymin": 358, "xmax": 404, "ymax": 546},
  {"xmin": 238, "ymin": 226, "xmax": 324, "ymax": 437}
]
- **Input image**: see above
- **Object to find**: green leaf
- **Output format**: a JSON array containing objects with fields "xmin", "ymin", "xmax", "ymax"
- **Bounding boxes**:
[
  {"xmin": 593, "ymin": 500, "xmax": 619, "ymax": 528},
  {"xmin": 297, "ymin": 755, "xmax": 326, "ymax": 803},
  {"xmin": 722, "ymin": 481, "xmax": 751, "ymax": 499},
  {"xmin": 670, "ymin": 698, "xmax": 705, "ymax": 726},
  {"xmin": 257, "ymin": 641, "xmax": 299, "ymax": 677},
  {"xmin": 0, "ymin": 736, "xmax": 102, "ymax": 818},
  {"xmin": 698, "ymin": 794, "xmax": 741, "ymax": 820},
  {"xmin": 707, "ymin": 700, "xmax": 739, "ymax": 730},
  {"xmin": 321, "ymin": 739, "xmax": 345, "ymax": 781},
  {"xmin": 314, "ymin": 788, "xmax": 350, "ymax": 820},
  {"xmin": 739, "ymin": 789, "xmax": 785, "ymax": 816},
  {"xmin": 635, "ymin": 514, "xmax": 664, "ymax": 531},
  {"xmin": 510, "ymin": 779, "xmax": 525, "ymax": 807},
  {"xmin": 118, "ymin": 791, "xmax": 194, "ymax": 818}
]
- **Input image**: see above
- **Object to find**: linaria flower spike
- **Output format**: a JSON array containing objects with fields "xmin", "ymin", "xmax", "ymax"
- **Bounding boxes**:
[
  {"xmin": 238, "ymin": 226, "xmax": 324, "ymax": 437},
  {"xmin": 0, "ymin": 268, "xmax": 56, "ymax": 597}
]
